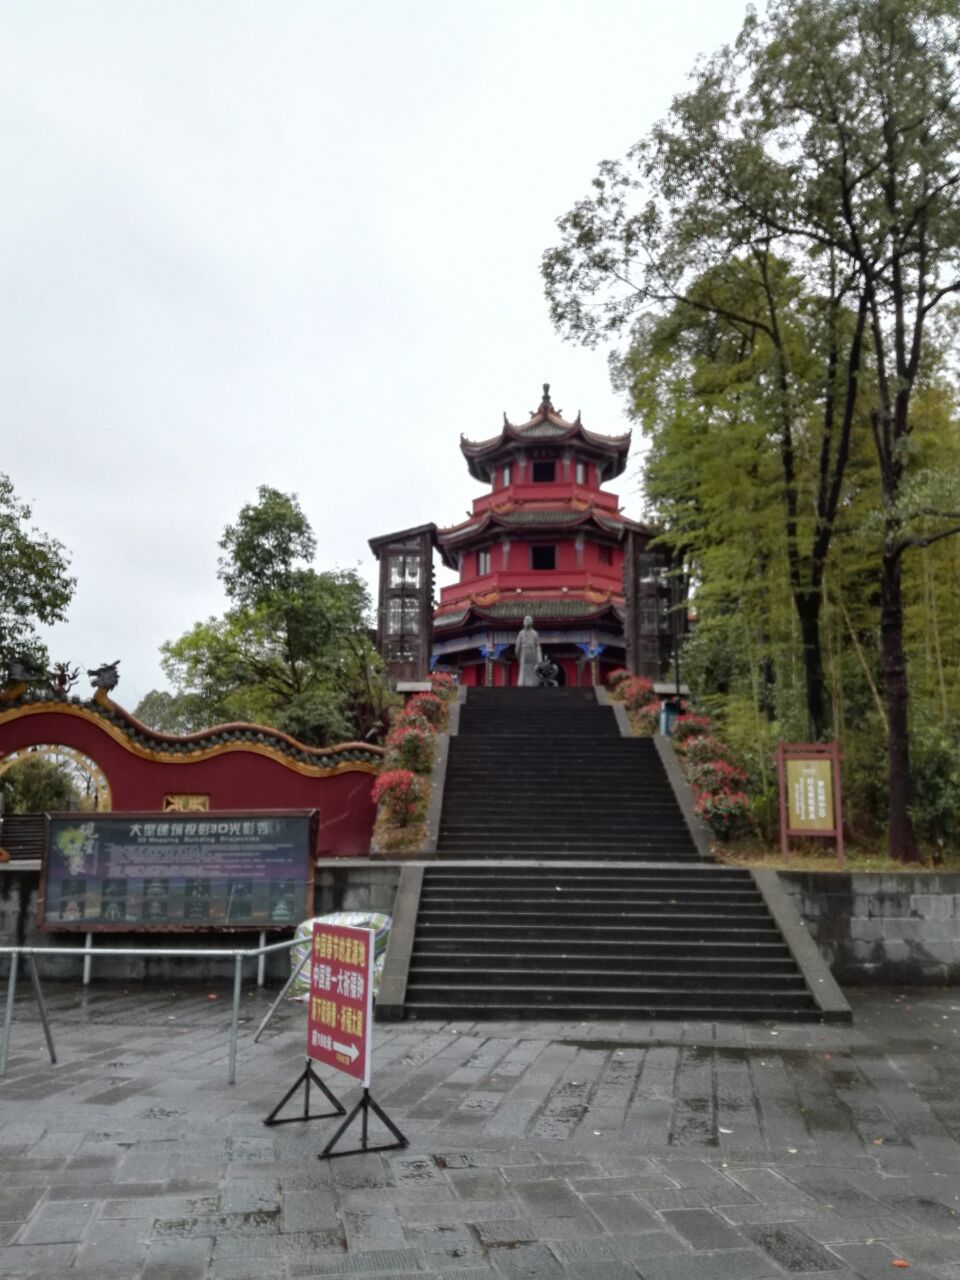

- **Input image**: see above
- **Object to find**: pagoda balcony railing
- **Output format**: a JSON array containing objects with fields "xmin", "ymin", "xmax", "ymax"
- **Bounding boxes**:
[
  {"xmin": 439, "ymin": 568, "xmax": 624, "ymax": 606},
  {"xmin": 471, "ymin": 482, "xmax": 621, "ymax": 514}
]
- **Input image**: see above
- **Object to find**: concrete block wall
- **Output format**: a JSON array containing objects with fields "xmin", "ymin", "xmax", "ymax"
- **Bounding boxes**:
[{"xmin": 779, "ymin": 871, "xmax": 960, "ymax": 984}]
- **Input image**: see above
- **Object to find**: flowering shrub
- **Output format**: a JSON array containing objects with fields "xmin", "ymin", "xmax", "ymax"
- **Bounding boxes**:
[
  {"xmin": 672, "ymin": 714, "xmax": 712, "ymax": 742},
  {"xmin": 685, "ymin": 757, "xmax": 748, "ymax": 795},
  {"xmin": 694, "ymin": 790, "xmax": 754, "ymax": 840},
  {"xmin": 621, "ymin": 675, "xmax": 655, "ymax": 711},
  {"xmin": 372, "ymin": 769, "xmax": 425, "ymax": 826},
  {"xmin": 385, "ymin": 724, "xmax": 434, "ymax": 774},
  {"xmin": 682, "ymin": 734, "xmax": 739, "ymax": 767},
  {"xmin": 406, "ymin": 691, "xmax": 445, "ymax": 727},
  {"xmin": 606, "ymin": 667, "xmax": 631, "ymax": 690},
  {"xmin": 393, "ymin": 709, "xmax": 433, "ymax": 735},
  {"xmin": 630, "ymin": 700, "xmax": 661, "ymax": 735},
  {"xmin": 430, "ymin": 671, "xmax": 457, "ymax": 699}
]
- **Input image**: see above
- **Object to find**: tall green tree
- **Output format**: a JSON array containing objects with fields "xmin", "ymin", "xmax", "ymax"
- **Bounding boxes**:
[
  {"xmin": 0, "ymin": 473, "xmax": 74, "ymax": 672},
  {"xmin": 544, "ymin": 0, "xmax": 960, "ymax": 860},
  {"xmin": 135, "ymin": 488, "xmax": 390, "ymax": 746},
  {"xmin": 0, "ymin": 755, "xmax": 79, "ymax": 814},
  {"xmin": 614, "ymin": 255, "xmax": 870, "ymax": 740}
]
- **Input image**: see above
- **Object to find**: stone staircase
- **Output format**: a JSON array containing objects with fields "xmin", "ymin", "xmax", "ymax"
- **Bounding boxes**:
[
  {"xmin": 387, "ymin": 687, "xmax": 843, "ymax": 1023},
  {"xmin": 437, "ymin": 687, "xmax": 701, "ymax": 860},
  {"xmin": 404, "ymin": 864, "xmax": 817, "ymax": 1020}
]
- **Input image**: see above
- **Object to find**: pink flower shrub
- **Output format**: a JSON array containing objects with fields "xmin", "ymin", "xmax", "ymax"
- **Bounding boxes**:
[
  {"xmin": 385, "ymin": 724, "xmax": 434, "ymax": 774},
  {"xmin": 372, "ymin": 769, "xmax": 425, "ymax": 826},
  {"xmin": 685, "ymin": 757, "xmax": 748, "ymax": 795},
  {"xmin": 694, "ymin": 790, "xmax": 754, "ymax": 840},
  {"xmin": 430, "ymin": 671, "xmax": 457, "ymax": 698},
  {"xmin": 631, "ymin": 700, "xmax": 661, "ymax": 734},
  {"xmin": 682, "ymin": 734, "xmax": 739, "ymax": 767},
  {"xmin": 406, "ymin": 691, "xmax": 445, "ymax": 727},
  {"xmin": 621, "ymin": 676, "xmax": 655, "ymax": 712},
  {"xmin": 606, "ymin": 667, "xmax": 631, "ymax": 689},
  {"xmin": 672, "ymin": 714, "xmax": 712, "ymax": 742},
  {"xmin": 394, "ymin": 709, "xmax": 433, "ymax": 735}
]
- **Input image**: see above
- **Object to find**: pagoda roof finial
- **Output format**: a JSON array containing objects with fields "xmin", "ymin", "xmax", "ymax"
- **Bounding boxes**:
[{"xmin": 540, "ymin": 382, "xmax": 553, "ymax": 412}]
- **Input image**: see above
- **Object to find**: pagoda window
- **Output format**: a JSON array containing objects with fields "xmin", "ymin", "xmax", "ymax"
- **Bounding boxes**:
[
  {"xmin": 598, "ymin": 544, "xmax": 613, "ymax": 566},
  {"xmin": 531, "ymin": 460, "xmax": 555, "ymax": 483},
  {"xmin": 575, "ymin": 460, "xmax": 587, "ymax": 485},
  {"xmin": 530, "ymin": 544, "xmax": 556, "ymax": 571},
  {"xmin": 388, "ymin": 552, "xmax": 421, "ymax": 590},
  {"xmin": 477, "ymin": 548, "xmax": 491, "ymax": 575},
  {"xmin": 502, "ymin": 463, "xmax": 512, "ymax": 487},
  {"xmin": 387, "ymin": 598, "xmax": 420, "ymax": 636}
]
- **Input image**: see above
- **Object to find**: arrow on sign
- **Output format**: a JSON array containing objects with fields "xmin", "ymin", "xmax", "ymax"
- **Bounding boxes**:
[{"xmin": 333, "ymin": 1040, "xmax": 359, "ymax": 1062}]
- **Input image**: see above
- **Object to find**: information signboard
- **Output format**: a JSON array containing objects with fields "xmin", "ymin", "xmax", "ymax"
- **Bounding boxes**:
[
  {"xmin": 307, "ymin": 922, "xmax": 373, "ymax": 1087},
  {"xmin": 40, "ymin": 811, "xmax": 316, "ymax": 931},
  {"xmin": 776, "ymin": 743, "xmax": 844, "ymax": 863}
]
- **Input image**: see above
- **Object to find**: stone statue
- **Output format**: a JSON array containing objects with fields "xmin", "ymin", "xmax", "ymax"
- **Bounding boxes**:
[
  {"xmin": 88, "ymin": 660, "xmax": 120, "ymax": 690},
  {"xmin": 51, "ymin": 662, "xmax": 80, "ymax": 696},
  {"xmin": 536, "ymin": 658, "xmax": 559, "ymax": 687},
  {"xmin": 515, "ymin": 616, "xmax": 542, "ymax": 687},
  {"xmin": 7, "ymin": 657, "xmax": 45, "ymax": 684}
]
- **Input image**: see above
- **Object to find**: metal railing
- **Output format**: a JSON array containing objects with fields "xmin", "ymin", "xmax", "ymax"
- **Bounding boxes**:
[{"xmin": 0, "ymin": 937, "xmax": 305, "ymax": 1086}]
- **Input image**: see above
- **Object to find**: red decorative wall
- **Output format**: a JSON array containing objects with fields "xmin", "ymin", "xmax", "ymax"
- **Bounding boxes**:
[{"xmin": 0, "ymin": 705, "xmax": 379, "ymax": 857}]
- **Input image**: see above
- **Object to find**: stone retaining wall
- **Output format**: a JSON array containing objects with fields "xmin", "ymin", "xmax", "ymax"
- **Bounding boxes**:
[
  {"xmin": 778, "ymin": 870, "xmax": 960, "ymax": 985},
  {"xmin": 0, "ymin": 863, "xmax": 400, "ymax": 982},
  {"xmin": 5, "ymin": 863, "xmax": 960, "ymax": 987}
]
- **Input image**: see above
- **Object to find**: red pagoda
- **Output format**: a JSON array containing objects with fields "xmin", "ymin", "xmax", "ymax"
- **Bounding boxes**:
[{"xmin": 370, "ymin": 385, "xmax": 675, "ymax": 687}]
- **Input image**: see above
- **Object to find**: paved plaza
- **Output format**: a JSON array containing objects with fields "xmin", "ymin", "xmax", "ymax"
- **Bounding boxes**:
[{"xmin": 2, "ymin": 983, "xmax": 960, "ymax": 1278}]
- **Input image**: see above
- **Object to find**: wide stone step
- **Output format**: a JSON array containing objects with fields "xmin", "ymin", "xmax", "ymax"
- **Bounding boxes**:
[
  {"xmin": 423, "ymin": 867, "xmax": 750, "ymax": 883},
  {"xmin": 419, "ymin": 890, "xmax": 768, "ymax": 911},
  {"xmin": 418, "ymin": 908, "xmax": 773, "ymax": 929},
  {"xmin": 417, "ymin": 922, "xmax": 780, "ymax": 942},
  {"xmin": 435, "ymin": 840, "xmax": 698, "ymax": 853},
  {"xmin": 403, "ymin": 984, "xmax": 816, "ymax": 1009},
  {"xmin": 402, "ymin": 1001, "xmax": 818, "ymax": 1022},
  {"xmin": 404, "ymin": 983, "xmax": 814, "ymax": 1013},
  {"xmin": 407, "ymin": 963, "xmax": 807, "ymax": 989},
  {"xmin": 412, "ymin": 951, "xmax": 797, "ymax": 970},
  {"xmin": 413, "ymin": 937, "xmax": 794, "ymax": 959},
  {"xmin": 433, "ymin": 851, "xmax": 705, "ymax": 862}
]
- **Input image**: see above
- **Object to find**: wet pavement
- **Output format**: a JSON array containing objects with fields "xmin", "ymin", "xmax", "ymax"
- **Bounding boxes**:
[{"xmin": 2, "ymin": 983, "xmax": 960, "ymax": 1277}]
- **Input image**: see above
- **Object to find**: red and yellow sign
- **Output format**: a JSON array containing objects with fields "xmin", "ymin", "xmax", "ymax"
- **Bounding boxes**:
[{"xmin": 307, "ymin": 923, "xmax": 374, "ymax": 1086}]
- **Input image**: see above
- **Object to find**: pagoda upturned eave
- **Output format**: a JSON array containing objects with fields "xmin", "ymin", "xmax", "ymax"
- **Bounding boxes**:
[
  {"xmin": 435, "ymin": 501, "xmax": 649, "ymax": 570},
  {"xmin": 459, "ymin": 385, "xmax": 631, "ymax": 483}
]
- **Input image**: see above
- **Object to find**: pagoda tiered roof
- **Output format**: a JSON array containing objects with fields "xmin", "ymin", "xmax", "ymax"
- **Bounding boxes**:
[
  {"xmin": 433, "ymin": 595, "xmax": 626, "ymax": 632},
  {"xmin": 459, "ymin": 384, "xmax": 631, "ymax": 482},
  {"xmin": 436, "ymin": 500, "xmax": 649, "ymax": 568}
]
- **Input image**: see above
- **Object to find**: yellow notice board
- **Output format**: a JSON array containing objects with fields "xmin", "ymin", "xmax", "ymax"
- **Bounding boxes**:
[
  {"xmin": 776, "ymin": 741, "xmax": 844, "ymax": 862},
  {"xmin": 785, "ymin": 759, "xmax": 834, "ymax": 832}
]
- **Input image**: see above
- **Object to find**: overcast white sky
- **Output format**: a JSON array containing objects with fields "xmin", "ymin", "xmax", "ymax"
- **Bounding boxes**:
[{"xmin": 3, "ymin": 0, "xmax": 749, "ymax": 707}]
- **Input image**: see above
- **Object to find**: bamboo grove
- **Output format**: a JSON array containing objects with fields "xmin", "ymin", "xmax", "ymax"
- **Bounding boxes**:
[{"xmin": 543, "ymin": 0, "xmax": 960, "ymax": 859}]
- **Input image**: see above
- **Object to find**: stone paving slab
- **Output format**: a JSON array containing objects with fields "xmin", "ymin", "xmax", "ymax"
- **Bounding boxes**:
[{"xmin": 2, "ymin": 984, "xmax": 960, "ymax": 1276}]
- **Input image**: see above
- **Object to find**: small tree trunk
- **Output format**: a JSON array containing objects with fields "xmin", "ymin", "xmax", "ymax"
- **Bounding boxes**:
[
  {"xmin": 796, "ymin": 592, "xmax": 828, "ymax": 741},
  {"xmin": 881, "ymin": 546, "xmax": 920, "ymax": 863}
]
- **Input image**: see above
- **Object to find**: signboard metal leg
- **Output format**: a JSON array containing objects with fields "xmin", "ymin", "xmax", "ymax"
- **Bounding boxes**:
[
  {"xmin": 0, "ymin": 952, "xmax": 19, "ymax": 1076},
  {"xmin": 27, "ymin": 957, "xmax": 56, "ymax": 1065},
  {"xmin": 257, "ymin": 931, "xmax": 267, "ymax": 987},
  {"xmin": 228, "ymin": 955, "xmax": 243, "ymax": 1086},
  {"xmin": 82, "ymin": 932, "xmax": 93, "ymax": 986},
  {"xmin": 319, "ymin": 1088, "xmax": 407, "ymax": 1160},
  {"xmin": 263, "ymin": 1059, "xmax": 347, "ymax": 1126}
]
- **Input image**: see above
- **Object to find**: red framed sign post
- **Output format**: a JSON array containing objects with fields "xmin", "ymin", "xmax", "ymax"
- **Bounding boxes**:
[
  {"xmin": 775, "ymin": 741, "xmax": 844, "ymax": 865},
  {"xmin": 264, "ymin": 923, "xmax": 406, "ymax": 1158}
]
